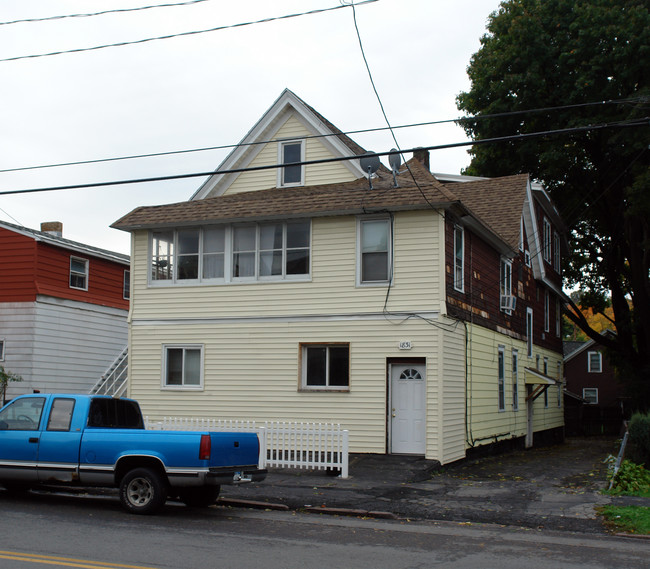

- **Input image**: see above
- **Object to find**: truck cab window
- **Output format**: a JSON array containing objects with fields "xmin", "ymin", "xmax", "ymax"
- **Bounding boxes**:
[
  {"xmin": 88, "ymin": 398, "xmax": 144, "ymax": 429},
  {"xmin": 0, "ymin": 397, "xmax": 45, "ymax": 430},
  {"xmin": 47, "ymin": 398, "xmax": 75, "ymax": 431}
]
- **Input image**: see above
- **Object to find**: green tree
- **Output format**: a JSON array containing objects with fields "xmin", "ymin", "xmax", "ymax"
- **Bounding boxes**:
[
  {"xmin": 0, "ymin": 365, "xmax": 22, "ymax": 405},
  {"xmin": 456, "ymin": 0, "xmax": 650, "ymax": 408}
]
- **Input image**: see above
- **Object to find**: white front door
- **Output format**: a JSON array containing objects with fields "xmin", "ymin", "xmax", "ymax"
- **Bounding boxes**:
[{"xmin": 389, "ymin": 364, "xmax": 426, "ymax": 455}]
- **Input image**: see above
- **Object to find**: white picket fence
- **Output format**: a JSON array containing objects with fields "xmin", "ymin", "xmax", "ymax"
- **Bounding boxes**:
[{"xmin": 145, "ymin": 417, "xmax": 349, "ymax": 478}]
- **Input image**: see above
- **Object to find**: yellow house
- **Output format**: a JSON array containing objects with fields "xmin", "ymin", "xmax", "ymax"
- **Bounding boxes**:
[{"xmin": 112, "ymin": 90, "xmax": 565, "ymax": 465}]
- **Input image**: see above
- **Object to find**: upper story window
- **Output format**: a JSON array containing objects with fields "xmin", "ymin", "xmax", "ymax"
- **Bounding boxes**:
[
  {"xmin": 588, "ymin": 351, "xmax": 602, "ymax": 373},
  {"xmin": 543, "ymin": 217, "xmax": 552, "ymax": 263},
  {"xmin": 526, "ymin": 308, "xmax": 533, "ymax": 357},
  {"xmin": 555, "ymin": 298, "xmax": 561, "ymax": 337},
  {"xmin": 544, "ymin": 289, "xmax": 550, "ymax": 332},
  {"xmin": 278, "ymin": 140, "xmax": 304, "ymax": 187},
  {"xmin": 500, "ymin": 258, "xmax": 513, "ymax": 313},
  {"xmin": 150, "ymin": 221, "xmax": 310, "ymax": 285},
  {"xmin": 0, "ymin": 338, "xmax": 4, "ymax": 361},
  {"xmin": 453, "ymin": 225, "xmax": 464, "ymax": 292},
  {"xmin": 70, "ymin": 257, "xmax": 89, "ymax": 290},
  {"xmin": 358, "ymin": 216, "xmax": 391, "ymax": 285},
  {"xmin": 553, "ymin": 231, "xmax": 561, "ymax": 272},
  {"xmin": 123, "ymin": 270, "xmax": 131, "ymax": 300}
]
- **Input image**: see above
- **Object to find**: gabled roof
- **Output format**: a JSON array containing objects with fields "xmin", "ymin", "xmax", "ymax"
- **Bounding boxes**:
[
  {"xmin": 113, "ymin": 158, "xmax": 458, "ymax": 230},
  {"xmin": 564, "ymin": 330, "xmax": 616, "ymax": 363},
  {"xmin": 0, "ymin": 220, "xmax": 130, "ymax": 265},
  {"xmin": 190, "ymin": 89, "xmax": 371, "ymax": 200},
  {"xmin": 441, "ymin": 174, "xmax": 529, "ymax": 252}
]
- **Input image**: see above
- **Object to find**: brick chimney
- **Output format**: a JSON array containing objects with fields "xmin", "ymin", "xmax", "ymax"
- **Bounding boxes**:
[
  {"xmin": 41, "ymin": 221, "xmax": 63, "ymax": 237},
  {"xmin": 413, "ymin": 148, "xmax": 430, "ymax": 171}
]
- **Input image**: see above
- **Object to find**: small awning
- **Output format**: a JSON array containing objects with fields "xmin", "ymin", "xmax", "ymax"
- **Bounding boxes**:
[{"xmin": 524, "ymin": 367, "xmax": 557, "ymax": 385}]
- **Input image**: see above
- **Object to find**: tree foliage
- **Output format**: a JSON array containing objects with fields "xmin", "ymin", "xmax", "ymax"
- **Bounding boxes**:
[
  {"xmin": 0, "ymin": 365, "xmax": 22, "ymax": 405},
  {"xmin": 456, "ymin": 0, "xmax": 650, "ymax": 408}
]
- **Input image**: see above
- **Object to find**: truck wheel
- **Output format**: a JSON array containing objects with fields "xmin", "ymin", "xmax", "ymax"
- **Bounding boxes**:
[
  {"xmin": 177, "ymin": 486, "xmax": 220, "ymax": 508},
  {"xmin": 119, "ymin": 468, "xmax": 168, "ymax": 515}
]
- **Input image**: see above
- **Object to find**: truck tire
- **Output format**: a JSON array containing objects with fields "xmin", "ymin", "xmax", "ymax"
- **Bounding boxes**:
[
  {"xmin": 177, "ymin": 485, "xmax": 221, "ymax": 508},
  {"xmin": 119, "ymin": 468, "xmax": 168, "ymax": 515}
]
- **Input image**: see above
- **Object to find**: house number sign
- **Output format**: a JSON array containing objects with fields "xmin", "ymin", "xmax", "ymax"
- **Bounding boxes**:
[{"xmin": 399, "ymin": 341, "xmax": 412, "ymax": 350}]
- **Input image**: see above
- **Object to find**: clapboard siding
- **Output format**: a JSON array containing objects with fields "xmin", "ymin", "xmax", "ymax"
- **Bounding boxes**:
[
  {"xmin": 0, "ymin": 229, "xmax": 38, "ymax": 301},
  {"xmin": 465, "ymin": 323, "xmax": 563, "ymax": 447},
  {"xmin": 131, "ymin": 210, "xmax": 442, "ymax": 321},
  {"xmin": 2, "ymin": 298, "xmax": 128, "ymax": 397},
  {"xmin": 35, "ymin": 243, "xmax": 128, "ymax": 310},
  {"xmin": 225, "ymin": 115, "xmax": 356, "ymax": 195},
  {"xmin": 129, "ymin": 317, "xmax": 446, "ymax": 456}
]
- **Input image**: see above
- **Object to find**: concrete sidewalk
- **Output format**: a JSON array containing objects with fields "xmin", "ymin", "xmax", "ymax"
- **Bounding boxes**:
[{"xmin": 219, "ymin": 436, "xmax": 644, "ymax": 534}]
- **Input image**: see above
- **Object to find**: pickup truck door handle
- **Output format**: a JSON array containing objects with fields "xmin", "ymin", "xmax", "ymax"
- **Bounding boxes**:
[{"xmin": 29, "ymin": 437, "xmax": 39, "ymax": 443}]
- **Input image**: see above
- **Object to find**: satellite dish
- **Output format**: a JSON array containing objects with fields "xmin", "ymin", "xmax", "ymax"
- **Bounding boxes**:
[
  {"xmin": 359, "ymin": 152, "xmax": 381, "ymax": 190},
  {"xmin": 388, "ymin": 149, "xmax": 402, "ymax": 187},
  {"xmin": 388, "ymin": 149, "xmax": 401, "ymax": 173},
  {"xmin": 359, "ymin": 152, "xmax": 381, "ymax": 176}
]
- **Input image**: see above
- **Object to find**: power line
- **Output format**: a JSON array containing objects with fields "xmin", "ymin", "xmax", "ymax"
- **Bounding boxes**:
[
  {"xmin": 0, "ymin": 118, "xmax": 645, "ymax": 196},
  {"xmin": 2, "ymin": 98, "xmax": 641, "ymax": 175},
  {"xmin": 0, "ymin": 0, "xmax": 378, "ymax": 63},
  {"xmin": 0, "ymin": 0, "xmax": 212, "ymax": 26}
]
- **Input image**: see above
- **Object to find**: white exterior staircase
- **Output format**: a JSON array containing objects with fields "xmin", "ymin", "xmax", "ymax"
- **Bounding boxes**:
[{"xmin": 90, "ymin": 346, "xmax": 128, "ymax": 397}]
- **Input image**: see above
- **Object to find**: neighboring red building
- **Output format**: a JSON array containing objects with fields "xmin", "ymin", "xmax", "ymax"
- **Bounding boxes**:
[
  {"xmin": 0, "ymin": 221, "xmax": 130, "ymax": 399},
  {"xmin": 563, "ymin": 332, "xmax": 627, "ymax": 435}
]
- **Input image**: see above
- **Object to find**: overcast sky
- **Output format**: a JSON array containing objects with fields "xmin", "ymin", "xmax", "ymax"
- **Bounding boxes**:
[{"xmin": 1, "ymin": 0, "xmax": 499, "ymax": 255}]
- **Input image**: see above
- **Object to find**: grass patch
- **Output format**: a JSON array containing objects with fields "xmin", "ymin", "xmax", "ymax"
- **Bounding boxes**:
[{"xmin": 599, "ymin": 505, "xmax": 650, "ymax": 535}]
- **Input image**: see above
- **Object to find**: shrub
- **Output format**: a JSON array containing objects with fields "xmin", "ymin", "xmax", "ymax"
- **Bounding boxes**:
[
  {"xmin": 628, "ymin": 412, "xmax": 650, "ymax": 466},
  {"xmin": 607, "ymin": 458, "xmax": 650, "ymax": 494}
]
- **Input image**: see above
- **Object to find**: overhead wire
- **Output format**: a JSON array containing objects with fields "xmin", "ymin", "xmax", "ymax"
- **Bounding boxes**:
[
  {"xmin": 0, "ymin": 0, "xmax": 378, "ymax": 63},
  {"xmin": 1, "ymin": 97, "xmax": 642, "ymax": 175},
  {"xmin": 0, "ymin": 118, "xmax": 646, "ymax": 196},
  {"xmin": 0, "ymin": 0, "xmax": 212, "ymax": 26}
]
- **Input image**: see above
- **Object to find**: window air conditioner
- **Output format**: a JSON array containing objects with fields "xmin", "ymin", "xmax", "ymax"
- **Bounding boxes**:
[{"xmin": 500, "ymin": 295, "xmax": 517, "ymax": 311}]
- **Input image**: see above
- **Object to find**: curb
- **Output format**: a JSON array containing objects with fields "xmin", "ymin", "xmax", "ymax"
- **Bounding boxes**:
[{"xmin": 218, "ymin": 498, "xmax": 397, "ymax": 520}]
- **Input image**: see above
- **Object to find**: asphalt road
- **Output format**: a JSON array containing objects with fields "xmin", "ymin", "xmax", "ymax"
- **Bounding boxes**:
[{"xmin": 1, "ymin": 488, "xmax": 649, "ymax": 569}]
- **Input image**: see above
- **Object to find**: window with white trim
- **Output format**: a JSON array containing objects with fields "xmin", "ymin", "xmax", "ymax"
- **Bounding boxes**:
[
  {"xmin": 526, "ymin": 308, "xmax": 533, "ymax": 357},
  {"xmin": 557, "ymin": 362, "xmax": 563, "ymax": 407},
  {"xmin": 512, "ymin": 349, "xmax": 519, "ymax": 411},
  {"xmin": 553, "ymin": 231, "xmax": 561, "ymax": 272},
  {"xmin": 498, "ymin": 345, "xmax": 506, "ymax": 411},
  {"xmin": 162, "ymin": 345, "xmax": 203, "ymax": 389},
  {"xmin": 123, "ymin": 270, "xmax": 130, "ymax": 300},
  {"xmin": 278, "ymin": 140, "xmax": 304, "ymax": 187},
  {"xmin": 70, "ymin": 257, "xmax": 89, "ymax": 290},
  {"xmin": 543, "ymin": 217, "xmax": 552, "ymax": 262},
  {"xmin": 454, "ymin": 225, "xmax": 464, "ymax": 292},
  {"xmin": 150, "ymin": 222, "xmax": 310, "ymax": 285},
  {"xmin": 301, "ymin": 343, "xmax": 350, "ymax": 390},
  {"xmin": 500, "ymin": 258, "xmax": 513, "ymax": 313},
  {"xmin": 588, "ymin": 351, "xmax": 602, "ymax": 373},
  {"xmin": 583, "ymin": 387, "xmax": 598, "ymax": 404},
  {"xmin": 544, "ymin": 290, "xmax": 550, "ymax": 332},
  {"xmin": 358, "ymin": 217, "xmax": 391, "ymax": 285},
  {"xmin": 519, "ymin": 217, "xmax": 524, "ymax": 252},
  {"xmin": 0, "ymin": 339, "xmax": 4, "ymax": 361},
  {"xmin": 555, "ymin": 298, "xmax": 561, "ymax": 337},
  {"xmin": 543, "ymin": 357, "xmax": 549, "ymax": 408}
]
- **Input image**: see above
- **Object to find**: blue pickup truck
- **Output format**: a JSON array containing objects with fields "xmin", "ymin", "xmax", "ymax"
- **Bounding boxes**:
[{"xmin": 0, "ymin": 393, "xmax": 266, "ymax": 514}]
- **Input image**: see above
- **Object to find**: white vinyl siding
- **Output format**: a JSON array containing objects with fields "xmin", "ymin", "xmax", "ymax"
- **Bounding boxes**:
[
  {"xmin": 224, "ymin": 116, "xmax": 357, "ymax": 195},
  {"xmin": 0, "ymin": 298, "xmax": 127, "ymax": 398},
  {"xmin": 132, "ymin": 211, "xmax": 441, "ymax": 321}
]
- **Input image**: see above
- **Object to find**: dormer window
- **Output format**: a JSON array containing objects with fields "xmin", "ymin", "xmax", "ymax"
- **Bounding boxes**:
[{"xmin": 278, "ymin": 140, "xmax": 304, "ymax": 187}]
